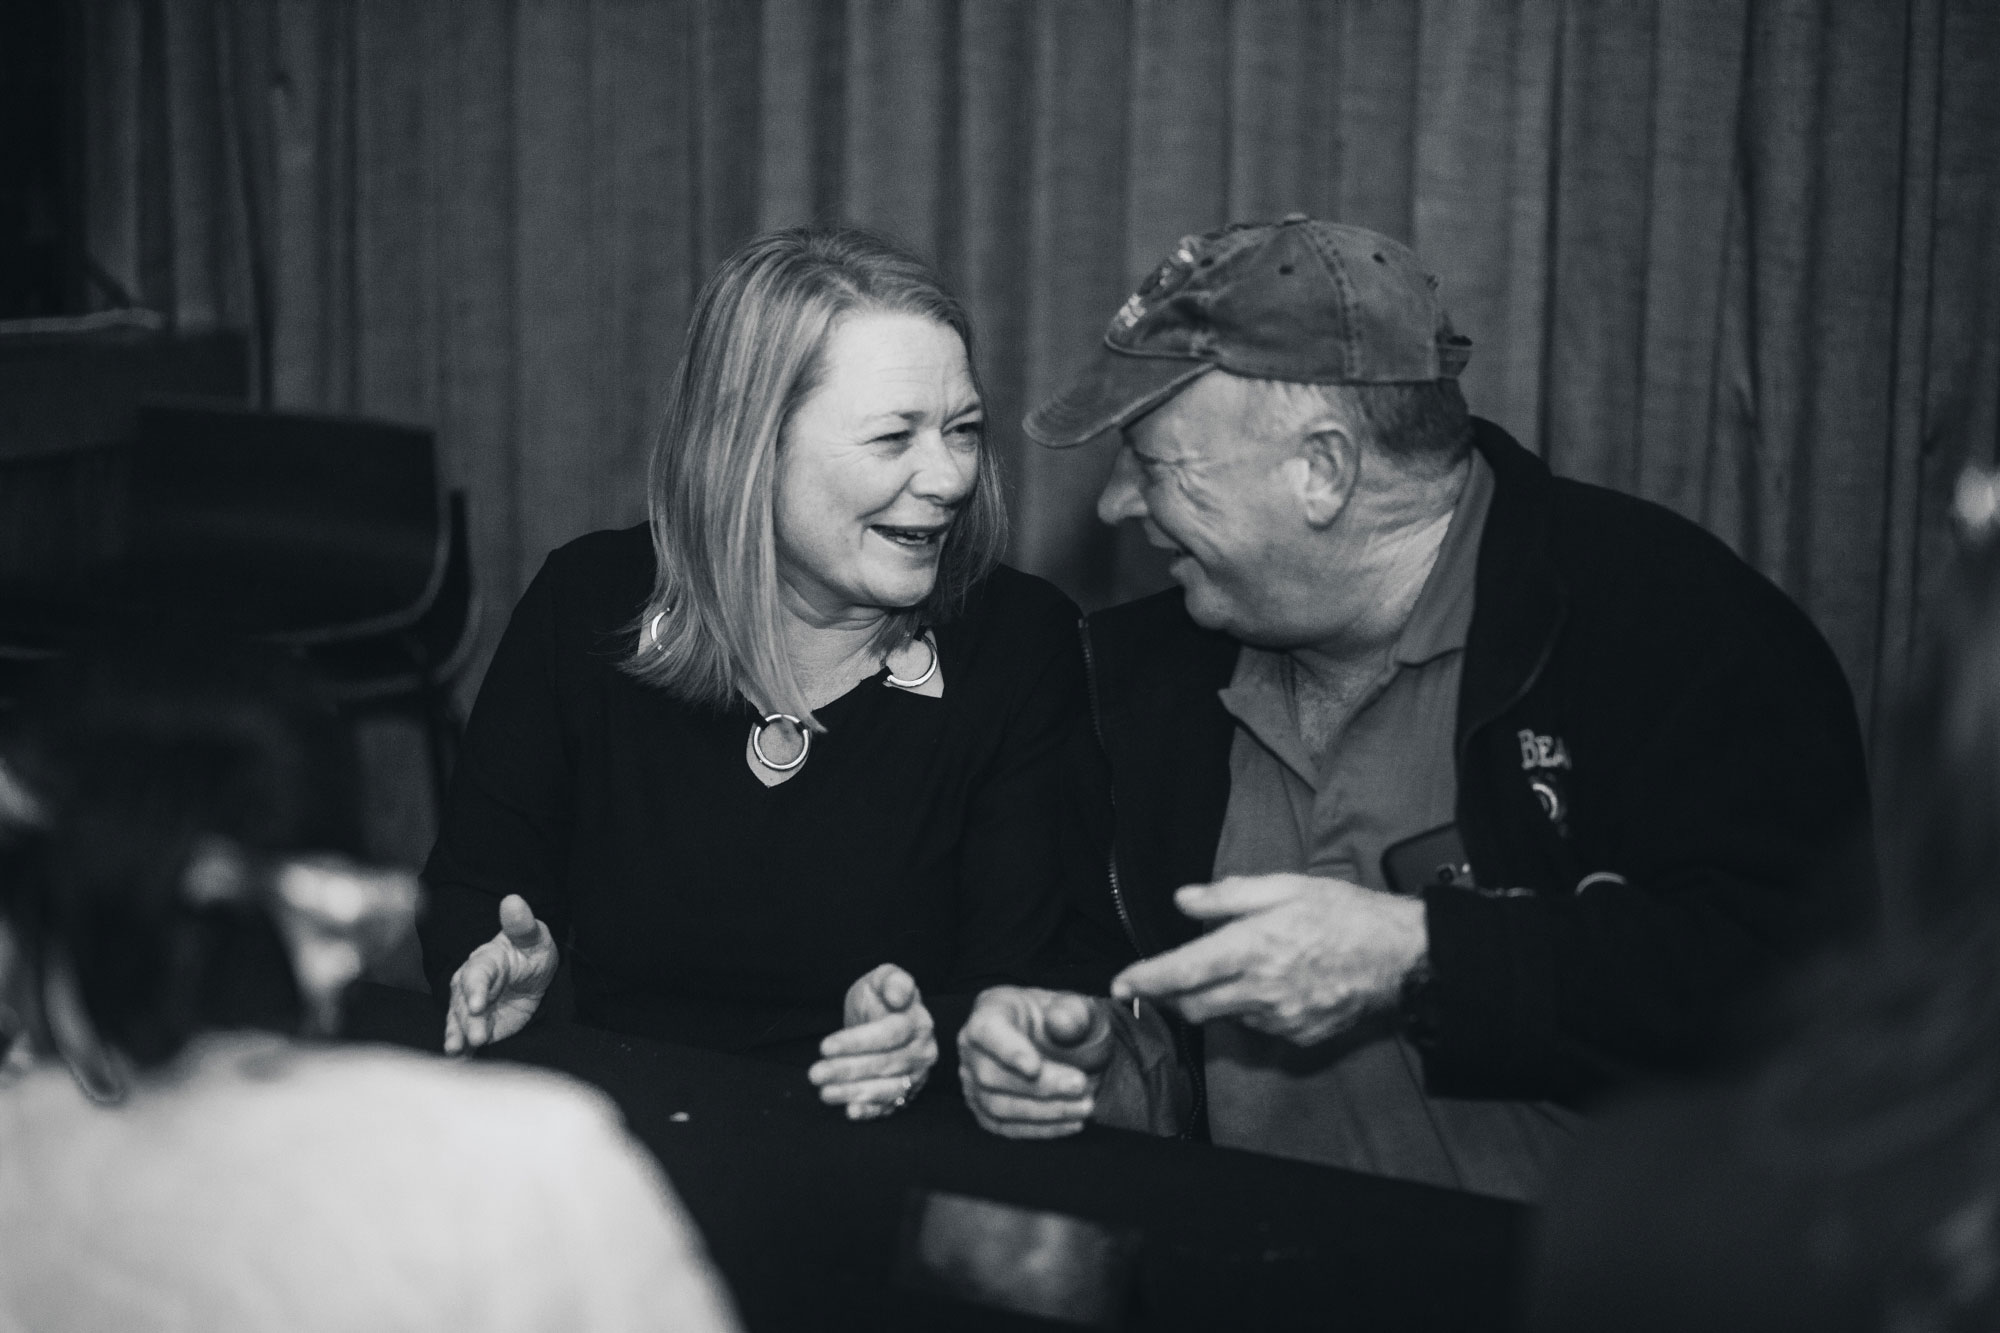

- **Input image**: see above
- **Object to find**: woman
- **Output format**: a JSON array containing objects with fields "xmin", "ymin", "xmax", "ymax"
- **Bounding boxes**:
[
  {"xmin": 1529, "ymin": 468, "xmax": 2000, "ymax": 1332},
  {"xmin": 419, "ymin": 226, "xmax": 1101, "ymax": 1119},
  {"xmin": 0, "ymin": 641, "xmax": 738, "ymax": 1333}
]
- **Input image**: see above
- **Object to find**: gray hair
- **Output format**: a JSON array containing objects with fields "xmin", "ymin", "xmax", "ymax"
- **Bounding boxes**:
[{"xmin": 1250, "ymin": 378, "xmax": 1472, "ymax": 474}]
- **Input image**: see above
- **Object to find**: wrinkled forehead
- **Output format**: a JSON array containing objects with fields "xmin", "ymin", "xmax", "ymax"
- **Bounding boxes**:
[{"xmin": 1121, "ymin": 370, "xmax": 1285, "ymax": 465}]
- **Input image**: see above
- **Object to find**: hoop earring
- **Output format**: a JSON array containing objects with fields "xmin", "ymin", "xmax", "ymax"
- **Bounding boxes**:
[{"xmin": 750, "ymin": 713, "xmax": 810, "ymax": 772}]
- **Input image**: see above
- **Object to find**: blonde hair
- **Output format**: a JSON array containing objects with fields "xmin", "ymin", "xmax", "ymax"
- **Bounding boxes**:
[{"xmin": 623, "ymin": 226, "xmax": 1006, "ymax": 728}]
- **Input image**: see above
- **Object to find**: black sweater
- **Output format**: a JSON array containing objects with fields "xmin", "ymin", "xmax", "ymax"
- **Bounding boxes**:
[
  {"xmin": 418, "ymin": 526, "xmax": 1099, "ymax": 1063},
  {"xmin": 1072, "ymin": 419, "xmax": 1873, "ymax": 1108}
]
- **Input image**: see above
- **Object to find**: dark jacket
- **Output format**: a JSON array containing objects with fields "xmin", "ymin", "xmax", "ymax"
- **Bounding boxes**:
[{"xmin": 1074, "ymin": 419, "xmax": 1872, "ymax": 1107}]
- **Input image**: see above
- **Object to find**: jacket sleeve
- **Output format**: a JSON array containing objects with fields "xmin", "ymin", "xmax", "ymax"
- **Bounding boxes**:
[
  {"xmin": 1416, "ymin": 615, "xmax": 1872, "ymax": 1103},
  {"xmin": 418, "ymin": 559, "xmax": 577, "ymax": 999},
  {"xmin": 1091, "ymin": 1000, "xmax": 1196, "ymax": 1137}
]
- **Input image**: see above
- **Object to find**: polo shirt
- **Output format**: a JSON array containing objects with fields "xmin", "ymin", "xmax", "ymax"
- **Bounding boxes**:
[{"xmin": 1203, "ymin": 451, "xmax": 1581, "ymax": 1202}]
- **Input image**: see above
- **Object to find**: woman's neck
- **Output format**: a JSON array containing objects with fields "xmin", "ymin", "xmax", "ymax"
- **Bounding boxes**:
[{"xmin": 777, "ymin": 594, "xmax": 895, "ymax": 711}]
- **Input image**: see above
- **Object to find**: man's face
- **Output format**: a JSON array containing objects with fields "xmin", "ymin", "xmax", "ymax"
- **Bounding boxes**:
[{"xmin": 1095, "ymin": 372, "xmax": 1300, "ymax": 641}]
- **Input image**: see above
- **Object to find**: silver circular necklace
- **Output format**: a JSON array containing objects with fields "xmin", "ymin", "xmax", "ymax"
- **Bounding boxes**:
[
  {"xmin": 884, "ymin": 631, "xmax": 939, "ymax": 689},
  {"xmin": 749, "ymin": 712, "xmax": 810, "ymax": 771},
  {"xmin": 747, "ymin": 631, "xmax": 935, "ymax": 773}
]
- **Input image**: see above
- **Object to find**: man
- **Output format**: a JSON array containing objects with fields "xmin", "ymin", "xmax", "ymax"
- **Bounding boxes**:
[{"xmin": 957, "ymin": 216, "xmax": 1871, "ymax": 1201}]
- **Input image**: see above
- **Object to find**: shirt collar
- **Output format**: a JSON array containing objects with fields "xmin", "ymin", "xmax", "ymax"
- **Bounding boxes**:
[
  {"xmin": 1391, "ymin": 448, "xmax": 1494, "ymax": 669},
  {"xmin": 1216, "ymin": 647, "xmax": 1316, "ymax": 785}
]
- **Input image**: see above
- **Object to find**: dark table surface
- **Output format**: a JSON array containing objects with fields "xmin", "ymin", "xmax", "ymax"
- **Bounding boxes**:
[{"xmin": 345, "ymin": 983, "xmax": 1526, "ymax": 1332}]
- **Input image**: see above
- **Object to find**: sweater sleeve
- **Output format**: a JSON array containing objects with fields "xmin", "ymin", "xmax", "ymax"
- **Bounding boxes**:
[
  {"xmin": 1415, "ymin": 616, "xmax": 1872, "ymax": 1102},
  {"xmin": 418, "ymin": 558, "xmax": 578, "ymax": 998},
  {"xmin": 928, "ymin": 592, "xmax": 1110, "ymax": 1044}
]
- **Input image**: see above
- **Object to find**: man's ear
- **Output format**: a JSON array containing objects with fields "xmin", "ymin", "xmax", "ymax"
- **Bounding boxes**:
[{"xmin": 1293, "ymin": 423, "xmax": 1359, "ymax": 529}]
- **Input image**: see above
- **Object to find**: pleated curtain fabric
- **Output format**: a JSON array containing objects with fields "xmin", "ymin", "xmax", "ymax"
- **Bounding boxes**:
[{"xmin": 81, "ymin": 0, "xmax": 2000, "ymax": 753}]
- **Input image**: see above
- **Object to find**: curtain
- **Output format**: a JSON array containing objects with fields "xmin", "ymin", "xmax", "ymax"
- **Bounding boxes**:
[{"xmin": 82, "ymin": 0, "xmax": 2000, "ymax": 759}]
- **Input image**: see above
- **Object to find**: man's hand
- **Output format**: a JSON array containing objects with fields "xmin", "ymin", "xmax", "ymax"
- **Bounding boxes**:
[
  {"xmin": 809, "ymin": 963, "xmax": 938, "ymax": 1120},
  {"xmin": 1110, "ymin": 874, "xmax": 1426, "ymax": 1046},
  {"xmin": 443, "ymin": 894, "xmax": 558, "ymax": 1054},
  {"xmin": 957, "ymin": 987, "xmax": 1118, "ymax": 1140}
]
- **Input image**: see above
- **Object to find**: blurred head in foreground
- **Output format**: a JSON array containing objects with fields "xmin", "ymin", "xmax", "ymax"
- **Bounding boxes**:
[
  {"xmin": 0, "ymin": 636, "xmax": 743, "ymax": 1333},
  {"xmin": 0, "ymin": 636, "xmax": 416, "ymax": 1099},
  {"xmin": 1879, "ymin": 468, "xmax": 2000, "ymax": 930},
  {"xmin": 1531, "ymin": 467, "xmax": 2000, "ymax": 1332},
  {"xmin": 1741, "ymin": 470, "xmax": 2000, "ymax": 1325},
  {"xmin": 1763, "ymin": 466, "xmax": 2000, "ymax": 1156}
]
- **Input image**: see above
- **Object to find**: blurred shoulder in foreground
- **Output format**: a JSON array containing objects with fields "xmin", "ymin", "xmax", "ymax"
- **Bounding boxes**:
[{"xmin": 0, "ymin": 1037, "xmax": 735, "ymax": 1332}]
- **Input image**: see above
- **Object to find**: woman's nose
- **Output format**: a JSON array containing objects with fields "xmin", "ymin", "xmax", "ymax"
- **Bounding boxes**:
[
  {"xmin": 909, "ymin": 430, "xmax": 978, "ymax": 505},
  {"xmin": 1096, "ymin": 447, "xmax": 1149, "ymax": 526}
]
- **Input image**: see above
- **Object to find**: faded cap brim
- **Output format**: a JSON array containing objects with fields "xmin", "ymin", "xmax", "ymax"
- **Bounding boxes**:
[{"xmin": 1023, "ymin": 347, "xmax": 1215, "ymax": 449}]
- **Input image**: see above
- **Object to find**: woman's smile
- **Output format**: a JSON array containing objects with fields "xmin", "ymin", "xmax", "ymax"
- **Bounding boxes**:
[
  {"xmin": 870, "ymin": 521, "xmax": 949, "ymax": 552},
  {"xmin": 775, "ymin": 310, "xmax": 982, "ymax": 619}
]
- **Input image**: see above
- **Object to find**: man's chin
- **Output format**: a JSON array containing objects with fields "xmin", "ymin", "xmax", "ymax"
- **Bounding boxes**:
[{"xmin": 1175, "ymin": 581, "xmax": 1235, "ymax": 634}]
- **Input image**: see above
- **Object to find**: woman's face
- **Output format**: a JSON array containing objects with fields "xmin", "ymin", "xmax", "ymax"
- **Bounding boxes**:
[{"xmin": 774, "ymin": 311, "xmax": 983, "ymax": 623}]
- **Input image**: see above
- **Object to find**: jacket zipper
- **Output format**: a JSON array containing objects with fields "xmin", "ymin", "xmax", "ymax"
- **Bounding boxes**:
[
  {"xmin": 1078, "ymin": 618, "xmax": 1142, "ymax": 958},
  {"xmin": 1080, "ymin": 616, "xmax": 1204, "ymax": 1138}
]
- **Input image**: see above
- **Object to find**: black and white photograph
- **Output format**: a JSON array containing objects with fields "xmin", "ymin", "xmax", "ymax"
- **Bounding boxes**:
[{"xmin": 2, "ymin": 2, "xmax": 1998, "ymax": 1328}]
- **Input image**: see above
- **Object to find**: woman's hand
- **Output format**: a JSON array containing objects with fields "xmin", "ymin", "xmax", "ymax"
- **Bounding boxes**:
[
  {"xmin": 808, "ymin": 963, "xmax": 937, "ymax": 1120},
  {"xmin": 443, "ymin": 894, "xmax": 558, "ymax": 1054}
]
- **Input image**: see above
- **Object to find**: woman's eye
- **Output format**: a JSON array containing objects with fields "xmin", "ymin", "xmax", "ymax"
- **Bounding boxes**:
[{"xmin": 948, "ymin": 422, "xmax": 983, "ymax": 446}]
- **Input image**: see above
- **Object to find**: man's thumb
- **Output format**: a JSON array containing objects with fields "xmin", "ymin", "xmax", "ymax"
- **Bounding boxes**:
[{"xmin": 1044, "ymin": 995, "xmax": 1101, "ymax": 1048}]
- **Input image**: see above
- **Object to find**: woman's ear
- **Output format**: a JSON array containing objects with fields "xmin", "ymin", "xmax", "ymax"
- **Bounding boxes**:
[{"xmin": 1294, "ymin": 423, "xmax": 1360, "ymax": 529}]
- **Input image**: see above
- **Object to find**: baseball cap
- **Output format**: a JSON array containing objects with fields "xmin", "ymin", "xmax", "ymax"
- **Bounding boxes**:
[{"xmin": 1024, "ymin": 215, "xmax": 1472, "ymax": 448}]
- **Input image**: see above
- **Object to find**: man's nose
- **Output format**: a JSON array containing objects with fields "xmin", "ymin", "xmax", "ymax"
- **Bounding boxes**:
[{"xmin": 1096, "ymin": 447, "xmax": 1148, "ymax": 527}]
